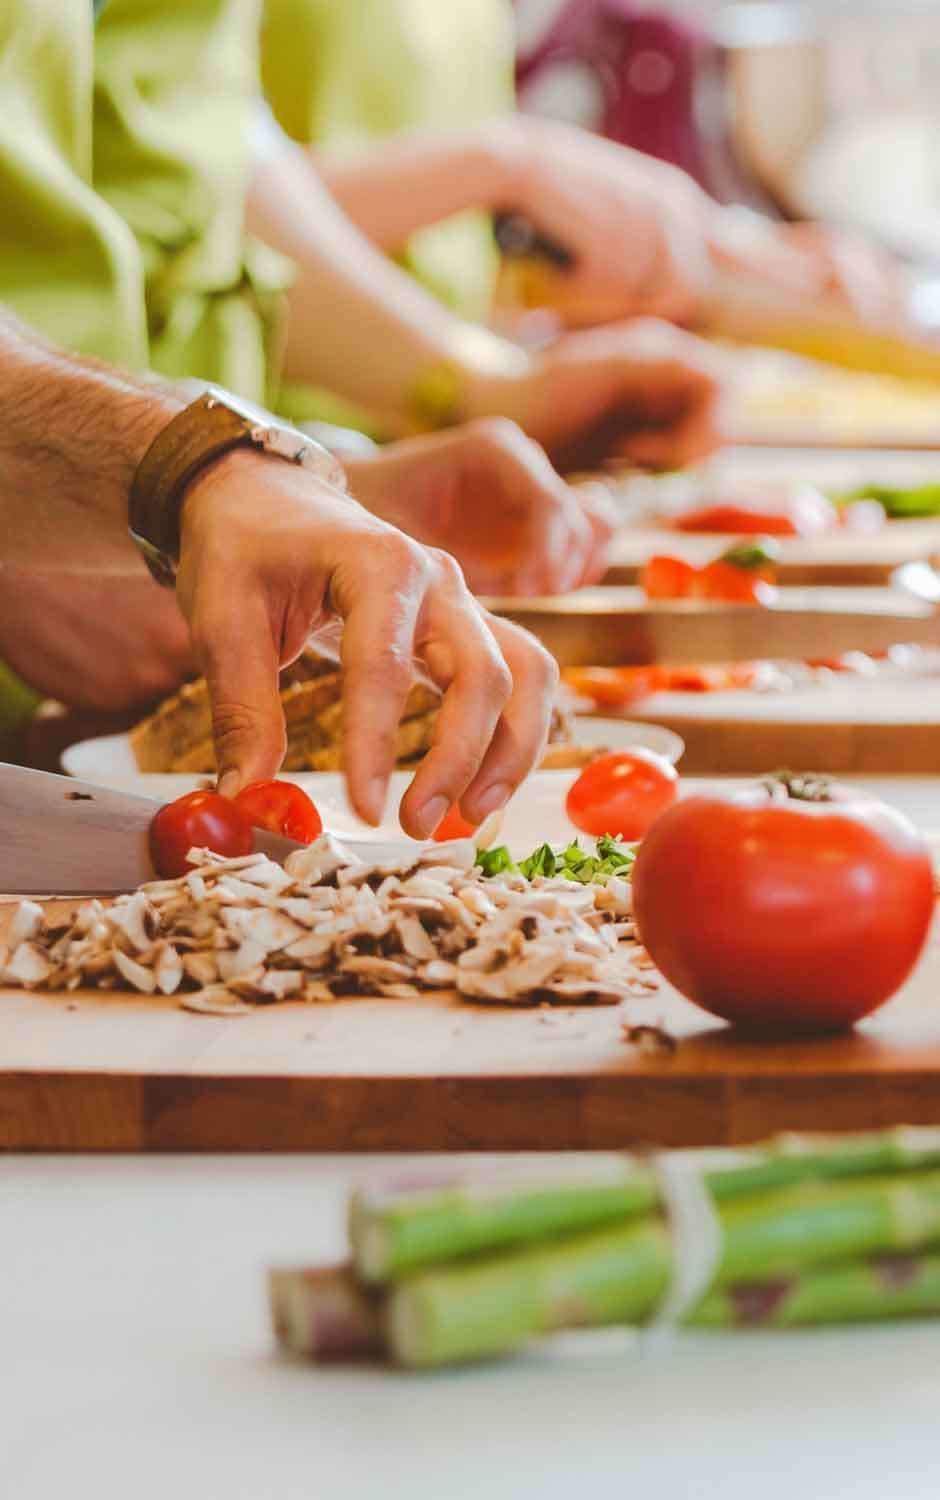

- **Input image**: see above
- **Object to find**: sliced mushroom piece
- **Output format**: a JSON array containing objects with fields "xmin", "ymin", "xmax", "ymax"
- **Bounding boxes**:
[
  {"xmin": 339, "ymin": 956, "xmax": 416, "ymax": 984},
  {"xmin": 456, "ymin": 885, "xmax": 498, "ymax": 920},
  {"xmin": 4, "ymin": 942, "xmax": 53, "ymax": 987},
  {"xmin": 221, "ymin": 907, "xmax": 305, "ymax": 953},
  {"xmin": 7, "ymin": 900, "xmax": 44, "ymax": 949},
  {"xmin": 180, "ymin": 987, "xmax": 254, "ymax": 1016},
  {"xmin": 182, "ymin": 951, "xmax": 220, "ymax": 988},
  {"xmin": 153, "ymin": 943, "xmax": 184, "ymax": 996},
  {"xmin": 418, "ymin": 959, "xmax": 459, "ymax": 988},
  {"xmin": 284, "ymin": 931, "xmax": 335, "ymax": 964},
  {"xmin": 280, "ymin": 892, "xmax": 338, "ymax": 922},
  {"xmin": 112, "ymin": 947, "xmax": 157, "ymax": 994},
  {"xmin": 455, "ymin": 969, "xmax": 534, "ymax": 1003},
  {"xmin": 536, "ymin": 981, "xmax": 625, "ymax": 1005},
  {"xmin": 285, "ymin": 833, "xmax": 358, "ymax": 884},
  {"xmin": 393, "ymin": 914, "xmax": 436, "ymax": 963},
  {"xmin": 217, "ymin": 939, "xmax": 271, "ymax": 980},
  {"xmin": 107, "ymin": 891, "xmax": 157, "ymax": 953},
  {"xmin": 302, "ymin": 979, "xmax": 334, "ymax": 1003}
]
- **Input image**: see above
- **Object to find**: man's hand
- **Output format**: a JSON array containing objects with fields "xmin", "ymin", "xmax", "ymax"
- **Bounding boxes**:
[
  {"xmin": 0, "ymin": 565, "xmax": 194, "ymax": 711},
  {"xmin": 176, "ymin": 451, "xmax": 558, "ymax": 838},
  {"xmin": 467, "ymin": 319, "xmax": 721, "ymax": 472},
  {"xmin": 344, "ymin": 418, "xmax": 617, "ymax": 596}
]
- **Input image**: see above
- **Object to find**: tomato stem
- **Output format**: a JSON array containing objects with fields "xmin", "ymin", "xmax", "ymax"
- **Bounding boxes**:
[{"xmin": 761, "ymin": 770, "xmax": 834, "ymax": 803}]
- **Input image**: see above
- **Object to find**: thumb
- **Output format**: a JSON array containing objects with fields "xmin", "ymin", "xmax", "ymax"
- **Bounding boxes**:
[{"xmin": 193, "ymin": 597, "xmax": 287, "ymax": 798}]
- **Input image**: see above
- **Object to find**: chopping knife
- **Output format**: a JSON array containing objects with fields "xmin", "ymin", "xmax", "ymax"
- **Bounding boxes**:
[{"xmin": 0, "ymin": 765, "xmax": 410, "ymax": 896}]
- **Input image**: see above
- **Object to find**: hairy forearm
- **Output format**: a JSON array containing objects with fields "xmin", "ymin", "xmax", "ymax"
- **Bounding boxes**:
[
  {"xmin": 246, "ymin": 135, "xmax": 526, "ymax": 433},
  {"xmin": 0, "ymin": 310, "xmax": 181, "ymax": 571},
  {"xmin": 314, "ymin": 120, "xmax": 522, "ymax": 250}
]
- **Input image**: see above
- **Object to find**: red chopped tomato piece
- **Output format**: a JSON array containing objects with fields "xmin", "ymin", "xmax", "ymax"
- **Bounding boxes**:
[
  {"xmin": 640, "ymin": 554, "xmax": 697, "ymax": 600},
  {"xmin": 431, "ymin": 804, "xmax": 479, "ymax": 842},
  {"xmin": 234, "ymin": 780, "xmax": 322, "ymax": 844}
]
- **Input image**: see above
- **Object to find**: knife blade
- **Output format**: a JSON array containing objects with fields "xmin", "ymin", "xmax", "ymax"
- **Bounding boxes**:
[{"xmin": 0, "ymin": 764, "xmax": 305, "ymax": 895}]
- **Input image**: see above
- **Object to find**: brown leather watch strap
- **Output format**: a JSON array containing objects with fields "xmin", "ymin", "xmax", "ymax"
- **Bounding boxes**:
[{"xmin": 128, "ymin": 393, "xmax": 254, "ymax": 586}]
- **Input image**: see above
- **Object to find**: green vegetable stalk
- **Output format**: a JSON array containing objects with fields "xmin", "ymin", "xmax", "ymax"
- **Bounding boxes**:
[
  {"xmin": 692, "ymin": 1253, "xmax": 940, "ymax": 1328},
  {"xmin": 350, "ymin": 1129, "xmax": 940, "ymax": 1283},
  {"xmin": 268, "ymin": 1264, "xmax": 383, "ymax": 1360},
  {"xmin": 385, "ymin": 1170, "xmax": 940, "ymax": 1366},
  {"xmin": 349, "ymin": 1157, "xmax": 660, "ymax": 1283}
]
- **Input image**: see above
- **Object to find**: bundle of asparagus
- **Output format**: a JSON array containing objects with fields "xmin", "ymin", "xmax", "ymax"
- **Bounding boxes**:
[{"xmin": 269, "ymin": 1129, "xmax": 940, "ymax": 1369}]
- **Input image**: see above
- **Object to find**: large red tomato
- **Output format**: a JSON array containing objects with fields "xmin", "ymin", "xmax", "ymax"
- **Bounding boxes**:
[
  {"xmin": 566, "ymin": 749, "xmax": 678, "ymax": 840},
  {"xmin": 632, "ymin": 787, "xmax": 935, "ymax": 1032},
  {"xmin": 149, "ymin": 790, "xmax": 254, "ymax": 879}
]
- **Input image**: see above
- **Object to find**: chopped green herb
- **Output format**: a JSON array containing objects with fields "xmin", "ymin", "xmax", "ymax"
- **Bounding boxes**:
[
  {"xmin": 473, "ymin": 845, "xmax": 518, "ymax": 877},
  {"xmin": 475, "ymin": 835, "xmax": 635, "ymax": 885}
]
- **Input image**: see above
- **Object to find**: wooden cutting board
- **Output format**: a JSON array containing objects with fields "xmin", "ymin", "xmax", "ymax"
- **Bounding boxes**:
[
  {"xmin": 3, "ymin": 900, "xmax": 940, "ymax": 1153},
  {"xmin": 603, "ymin": 519, "xmax": 940, "ymax": 586},
  {"xmin": 617, "ymin": 678, "xmax": 940, "ymax": 775},
  {"xmin": 490, "ymin": 586, "xmax": 940, "ymax": 669}
]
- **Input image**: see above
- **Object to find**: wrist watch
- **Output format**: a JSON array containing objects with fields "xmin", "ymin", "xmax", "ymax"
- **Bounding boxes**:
[{"xmin": 128, "ymin": 384, "xmax": 348, "ymax": 587}]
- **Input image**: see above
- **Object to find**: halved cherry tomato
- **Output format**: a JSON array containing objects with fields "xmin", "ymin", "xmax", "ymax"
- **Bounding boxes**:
[
  {"xmin": 693, "ymin": 561, "xmax": 777, "ymax": 604},
  {"xmin": 691, "ymin": 538, "xmax": 779, "ymax": 604},
  {"xmin": 562, "ymin": 666, "xmax": 666, "ymax": 709},
  {"xmin": 234, "ymin": 780, "xmax": 323, "ymax": 844},
  {"xmin": 662, "ymin": 663, "xmax": 761, "ymax": 693},
  {"xmin": 632, "ymin": 785, "xmax": 935, "ymax": 1033},
  {"xmin": 640, "ymin": 554, "xmax": 697, "ymax": 600},
  {"xmin": 149, "ymin": 790, "xmax": 254, "ymax": 879},
  {"xmin": 432, "ymin": 804, "xmax": 479, "ymax": 842},
  {"xmin": 566, "ymin": 749, "xmax": 678, "ymax": 841}
]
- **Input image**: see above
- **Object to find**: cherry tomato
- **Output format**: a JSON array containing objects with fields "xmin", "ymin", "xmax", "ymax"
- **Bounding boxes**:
[
  {"xmin": 149, "ymin": 790, "xmax": 254, "ymax": 879},
  {"xmin": 676, "ymin": 486, "xmax": 837, "ymax": 538},
  {"xmin": 432, "ymin": 804, "xmax": 479, "ymax": 842},
  {"xmin": 562, "ymin": 666, "xmax": 666, "ymax": 709},
  {"xmin": 662, "ymin": 663, "xmax": 760, "ymax": 693},
  {"xmin": 632, "ymin": 788, "xmax": 935, "ymax": 1033},
  {"xmin": 234, "ymin": 780, "xmax": 323, "ymax": 844},
  {"xmin": 640, "ymin": 554, "xmax": 697, "ymax": 600},
  {"xmin": 566, "ymin": 749, "xmax": 678, "ymax": 841},
  {"xmin": 693, "ymin": 561, "xmax": 777, "ymax": 605}
]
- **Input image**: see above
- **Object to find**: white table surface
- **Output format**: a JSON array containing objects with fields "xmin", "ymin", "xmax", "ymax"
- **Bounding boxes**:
[{"xmin": 5, "ymin": 1153, "xmax": 940, "ymax": 1500}]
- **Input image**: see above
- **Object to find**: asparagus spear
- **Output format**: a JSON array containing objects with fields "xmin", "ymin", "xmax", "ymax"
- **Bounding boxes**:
[
  {"xmin": 349, "ymin": 1156, "xmax": 660, "ymax": 1283},
  {"xmin": 387, "ymin": 1219, "xmax": 671, "ymax": 1368},
  {"xmin": 351, "ymin": 1129, "xmax": 940, "ymax": 1284},
  {"xmin": 386, "ymin": 1170, "xmax": 940, "ymax": 1366},
  {"xmin": 692, "ymin": 1253, "xmax": 940, "ymax": 1328},
  {"xmin": 268, "ymin": 1265, "xmax": 383, "ymax": 1361}
]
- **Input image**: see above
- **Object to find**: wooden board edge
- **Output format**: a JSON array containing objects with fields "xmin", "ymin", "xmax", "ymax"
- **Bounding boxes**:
[{"xmin": 2, "ymin": 1069, "xmax": 940, "ymax": 1152}]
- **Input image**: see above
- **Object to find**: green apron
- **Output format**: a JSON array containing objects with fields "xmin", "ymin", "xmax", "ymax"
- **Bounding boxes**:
[
  {"xmin": 0, "ymin": 0, "xmax": 287, "ymax": 733},
  {"xmin": 260, "ymin": 0, "xmax": 515, "ymax": 427}
]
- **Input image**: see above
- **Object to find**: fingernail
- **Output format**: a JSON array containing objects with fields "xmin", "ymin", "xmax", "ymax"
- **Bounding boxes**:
[
  {"xmin": 415, "ymin": 795, "xmax": 449, "ymax": 839},
  {"xmin": 361, "ymin": 777, "xmax": 388, "ymax": 826},
  {"xmin": 470, "ymin": 781, "xmax": 512, "ymax": 819}
]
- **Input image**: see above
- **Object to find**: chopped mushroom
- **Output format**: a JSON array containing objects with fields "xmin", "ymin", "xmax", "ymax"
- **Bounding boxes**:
[{"xmin": 6, "ymin": 836, "xmax": 652, "ymax": 1013}]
